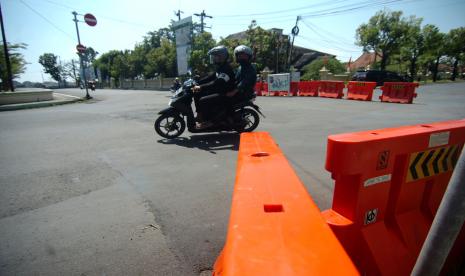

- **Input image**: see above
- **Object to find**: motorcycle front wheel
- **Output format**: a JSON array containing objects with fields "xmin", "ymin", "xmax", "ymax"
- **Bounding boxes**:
[{"xmin": 154, "ymin": 113, "xmax": 185, "ymax": 138}]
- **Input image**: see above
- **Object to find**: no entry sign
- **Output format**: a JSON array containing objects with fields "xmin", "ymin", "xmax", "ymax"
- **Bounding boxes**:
[
  {"xmin": 76, "ymin": 44, "xmax": 86, "ymax": 53},
  {"xmin": 84, "ymin": 13, "xmax": 97, "ymax": 27}
]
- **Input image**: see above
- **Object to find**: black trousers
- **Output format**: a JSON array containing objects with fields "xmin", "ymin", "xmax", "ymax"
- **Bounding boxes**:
[{"xmin": 199, "ymin": 93, "xmax": 227, "ymax": 121}]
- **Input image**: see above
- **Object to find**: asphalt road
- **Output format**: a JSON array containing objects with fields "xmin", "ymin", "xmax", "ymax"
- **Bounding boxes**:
[{"xmin": 1, "ymin": 82, "xmax": 464, "ymax": 275}]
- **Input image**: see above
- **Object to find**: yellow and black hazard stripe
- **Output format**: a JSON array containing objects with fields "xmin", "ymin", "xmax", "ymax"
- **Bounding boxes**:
[{"xmin": 406, "ymin": 144, "xmax": 462, "ymax": 182}]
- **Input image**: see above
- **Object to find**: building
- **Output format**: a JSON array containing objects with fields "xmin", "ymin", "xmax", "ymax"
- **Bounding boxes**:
[{"xmin": 349, "ymin": 52, "xmax": 381, "ymax": 71}]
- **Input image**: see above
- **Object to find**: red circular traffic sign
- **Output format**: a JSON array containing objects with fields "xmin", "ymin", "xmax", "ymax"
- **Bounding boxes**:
[
  {"xmin": 76, "ymin": 44, "xmax": 86, "ymax": 53},
  {"xmin": 84, "ymin": 13, "xmax": 97, "ymax": 27}
]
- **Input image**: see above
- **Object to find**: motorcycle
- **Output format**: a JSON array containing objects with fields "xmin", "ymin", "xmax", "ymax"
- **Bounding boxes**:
[{"xmin": 154, "ymin": 78, "xmax": 264, "ymax": 139}]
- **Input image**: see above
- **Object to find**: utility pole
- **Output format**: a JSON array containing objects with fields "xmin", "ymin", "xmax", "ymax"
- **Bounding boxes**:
[
  {"xmin": 72, "ymin": 11, "xmax": 91, "ymax": 99},
  {"xmin": 287, "ymin": 16, "xmax": 300, "ymax": 72},
  {"xmin": 174, "ymin": 9, "xmax": 183, "ymax": 21},
  {"xmin": 194, "ymin": 10, "xmax": 212, "ymax": 33},
  {"xmin": 0, "ymin": 2, "xmax": 14, "ymax": 91}
]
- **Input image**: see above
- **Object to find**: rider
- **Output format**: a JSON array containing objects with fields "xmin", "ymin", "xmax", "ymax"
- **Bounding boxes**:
[
  {"xmin": 192, "ymin": 45, "xmax": 236, "ymax": 129},
  {"xmin": 171, "ymin": 77, "xmax": 181, "ymax": 91},
  {"xmin": 230, "ymin": 45, "xmax": 256, "ymax": 103}
]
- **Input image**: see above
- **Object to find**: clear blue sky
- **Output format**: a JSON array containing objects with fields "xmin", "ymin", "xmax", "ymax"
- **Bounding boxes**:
[{"xmin": 3, "ymin": 0, "xmax": 465, "ymax": 82}]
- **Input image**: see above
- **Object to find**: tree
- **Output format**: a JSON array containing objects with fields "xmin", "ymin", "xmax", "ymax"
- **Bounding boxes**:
[
  {"xmin": 400, "ymin": 16, "xmax": 423, "ymax": 81},
  {"xmin": 301, "ymin": 56, "xmax": 346, "ymax": 80},
  {"xmin": 93, "ymin": 50, "xmax": 121, "ymax": 84},
  {"xmin": 0, "ymin": 43, "xmax": 28, "ymax": 91},
  {"xmin": 145, "ymin": 38, "xmax": 176, "ymax": 78},
  {"xmin": 444, "ymin": 27, "xmax": 465, "ymax": 81},
  {"xmin": 39, "ymin": 53, "xmax": 62, "ymax": 83},
  {"xmin": 245, "ymin": 24, "xmax": 288, "ymax": 72},
  {"xmin": 356, "ymin": 10, "xmax": 408, "ymax": 70},
  {"xmin": 421, "ymin": 25, "xmax": 445, "ymax": 82},
  {"xmin": 189, "ymin": 32, "xmax": 216, "ymax": 75},
  {"xmin": 62, "ymin": 59, "xmax": 79, "ymax": 86}
]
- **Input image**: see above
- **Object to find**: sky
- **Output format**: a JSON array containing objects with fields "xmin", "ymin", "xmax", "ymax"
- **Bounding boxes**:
[{"xmin": 3, "ymin": 0, "xmax": 465, "ymax": 82}]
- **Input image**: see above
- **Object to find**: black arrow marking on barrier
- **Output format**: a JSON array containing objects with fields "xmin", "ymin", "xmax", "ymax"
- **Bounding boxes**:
[
  {"xmin": 410, "ymin": 152, "xmax": 424, "ymax": 180},
  {"xmin": 432, "ymin": 148, "xmax": 445, "ymax": 174},
  {"xmin": 442, "ymin": 147, "xmax": 453, "ymax": 171},
  {"xmin": 421, "ymin": 150, "xmax": 435, "ymax": 177}
]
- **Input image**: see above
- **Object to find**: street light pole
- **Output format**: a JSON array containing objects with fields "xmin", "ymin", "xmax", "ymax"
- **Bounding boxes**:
[
  {"xmin": 0, "ymin": 2, "xmax": 14, "ymax": 91},
  {"xmin": 72, "ymin": 11, "xmax": 91, "ymax": 99}
]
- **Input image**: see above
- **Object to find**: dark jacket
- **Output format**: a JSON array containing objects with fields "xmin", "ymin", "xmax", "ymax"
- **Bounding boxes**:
[
  {"xmin": 235, "ymin": 62, "xmax": 256, "ymax": 97},
  {"xmin": 198, "ymin": 63, "xmax": 236, "ymax": 95}
]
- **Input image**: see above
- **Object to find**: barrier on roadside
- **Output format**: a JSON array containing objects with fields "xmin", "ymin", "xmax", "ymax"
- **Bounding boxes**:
[
  {"xmin": 319, "ymin": 81, "xmax": 345, "ymax": 99},
  {"xmin": 298, "ymin": 81, "xmax": 320, "ymax": 97},
  {"xmin": 254, "ymin": 82, "xmax": 263, "ymax": 96},
  {"xmin": 269, "ymin": 90, "xmax": 289, "ymax": 96},
  {"xmin": 380, "ymin": 82, "xmax": 419, "ymax": 104},
  {"xmin": 322, "ymin": 119, "xmax": 465, "ymax": 275},
  {"xmin": 213, "ymin": 132, "xmax": 359, "ymax": 276},
  {"xmin": 290, "ymin": 82, "xmax": 299, "ymax": 96},
  {"xmin": 346, "ymin": 81, "xmax": 377, "ymax": 101},
  {"xmin": 261, "ymin": 83, "xmax": 269, "ymax": 96}
]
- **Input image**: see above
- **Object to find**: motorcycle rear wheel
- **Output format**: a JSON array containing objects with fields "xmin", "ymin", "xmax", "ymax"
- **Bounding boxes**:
[
  {"xmin": 154, "ymin": 113, "xmax": 185, "ymax": 138},
  {"xmin": 237, "ymin": 108, "xmax": 260, "ymax": 133}
]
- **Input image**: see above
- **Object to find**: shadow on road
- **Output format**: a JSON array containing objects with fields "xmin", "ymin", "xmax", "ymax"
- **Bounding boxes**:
[{"xmin": 157, "ymin": 132, "xmax": 240, "ymax": 154}]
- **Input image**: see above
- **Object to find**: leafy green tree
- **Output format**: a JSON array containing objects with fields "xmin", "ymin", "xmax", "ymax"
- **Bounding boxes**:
[
  {"xmin": 245, "ymin": 24, "xmax": 288, "ymax": 72},
  {"xmin": 145, "ymin": 38, "xmax": 177, "ymax": 78},
  {"xmin": 421, "ymin": 25, "xmax": 445, "ymax": 82},
  {"xmin": 301, "ymin": 56, "xmax": 346, "ymax": 80},
  {"xmin": 93, "ymin": 50, "xmax": 121, "ymax": 83},
  {"xmin": 356, "ymin": 10, "xmax": 408, "ymax": 70},
  {"xmin": 444, "ymin": 27, "xmax": 465, "ymax": 81},
  {"xmin": 189, "ymin": 32, "xmax": 216, "ymax": 75},
  {"xmin": 0, "ymin": 43, "xmax": 28, "ymax": 91},
  {"xmin": 142, "ymin": 28, "xmax": 175, "ymax": 49},
  {"xmin": 400, "ymin": 16, "xmax": 423, "ymax": 80},
  {"xmin": 111, "ymin": 50, "xmax": 131, "ymax": 80},
  {"xmin": 39, "ymin": 53, "xmax": 62, "ymax": 83}
]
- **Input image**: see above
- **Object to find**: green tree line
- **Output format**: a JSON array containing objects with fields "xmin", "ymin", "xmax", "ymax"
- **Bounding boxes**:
[{"xmin": 356, "ymin": 9, "xmax": 465, "ymax": 81}]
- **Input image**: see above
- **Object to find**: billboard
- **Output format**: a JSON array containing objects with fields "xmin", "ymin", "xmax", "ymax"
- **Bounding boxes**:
[
  {"xmin": 267, "ymin": 73, "xmax": 290, "ymax": 92},
  {"xmin": 173, "ymin": 16, "xmax": 192, "ymax": 75}
]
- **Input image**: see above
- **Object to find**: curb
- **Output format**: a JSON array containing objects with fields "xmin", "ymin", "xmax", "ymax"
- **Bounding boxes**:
[{"xmin": 0, "ymin": 93, "xmax": 85, "ymax": 111}]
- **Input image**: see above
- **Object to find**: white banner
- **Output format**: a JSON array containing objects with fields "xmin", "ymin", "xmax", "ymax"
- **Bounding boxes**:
[
  {"xmin": 268, "ymin": 73, "xmax": 290, "ymax": 92},
  {"xmin": 173, "ymin": 16, "xmax": 192, "ymax": 75}
]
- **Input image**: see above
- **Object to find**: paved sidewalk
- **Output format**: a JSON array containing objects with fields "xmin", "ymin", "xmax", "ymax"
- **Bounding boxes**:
[{"xmin": 0, "ymin": 92, "xmax": 84, "ymax": 111}]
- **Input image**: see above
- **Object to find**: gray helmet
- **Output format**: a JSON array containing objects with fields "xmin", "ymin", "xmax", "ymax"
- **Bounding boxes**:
[
  {"xmin": 234, "ymin": 45, "xmax": 253, "ymax": 60},
  {"xmin": 208, "ymin": 45, "xmax": 229, "ymax": 63}
]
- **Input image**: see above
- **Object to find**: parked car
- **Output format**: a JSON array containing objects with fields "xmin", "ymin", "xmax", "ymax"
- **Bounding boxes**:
[{"xmin": 351, "ymin": 70, "xmax": 408, "ymax": 86}]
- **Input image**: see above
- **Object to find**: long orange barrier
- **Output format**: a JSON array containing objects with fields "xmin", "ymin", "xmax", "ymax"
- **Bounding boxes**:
[
  {"xmin": 319, "ymin": 80, "xmax": 345, "ymax": 99},
  {"xmin": 380, "ymin": 82, "xmax": 419, "ymax": 104},
  {"xmin": 213, "ymin": 132, "xmax": 359, "ymax": 276},
  {"xmin": 346, "ymin": 81, "xmax": 377, "ymax": 101},
  {"xmin": 322, "ymin": 119, "xmax": 465, "ymax": 275},
  {"xmin": 298, "ymin": 81, "xmax": 320, "ymax": 97},
  {"xmin": 290, "ymin": 81, "xmax": 299, "ymax": 96}
]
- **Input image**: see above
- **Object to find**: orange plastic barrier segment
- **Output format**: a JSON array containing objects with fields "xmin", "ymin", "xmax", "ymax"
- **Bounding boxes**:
[
  {"xmin": 290, "ymin": 81, "xmax": 299, "ymax": 96},
  {"xmin": 380, "ymin": 82, "xmax": 419, "ymax": 104},
  {"xmin": 214, "ymin": 132, "xmax": 359, "ymax": 276},
  {"xmin": 322, "ymin": 119, "xmax": 465, "ymax": 275},
  {"xmin": 254, "ymin": 82, "xmax": 263, "ymax": 96},
  {"xmin": 319, "ymin": 81, "xmax": 345, "ymax": 99},
  {"xmin": 346, "ymin": 81, "xmax": 377, "ymax": 101},
  {"xmin": 298, "ymin": 81, "xmax": 320, "ymax": 97}
]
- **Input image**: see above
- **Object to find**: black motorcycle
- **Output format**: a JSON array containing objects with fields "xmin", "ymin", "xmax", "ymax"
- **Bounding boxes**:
[{"xmin": 154, "ymin": 78, "xmax": 263, "ymax": 139}]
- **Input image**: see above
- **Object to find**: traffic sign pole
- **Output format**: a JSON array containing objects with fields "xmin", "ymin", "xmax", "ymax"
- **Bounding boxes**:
[{"xmin": 72, "ymin": 11, "xmax": 91, "ymax": 99}]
